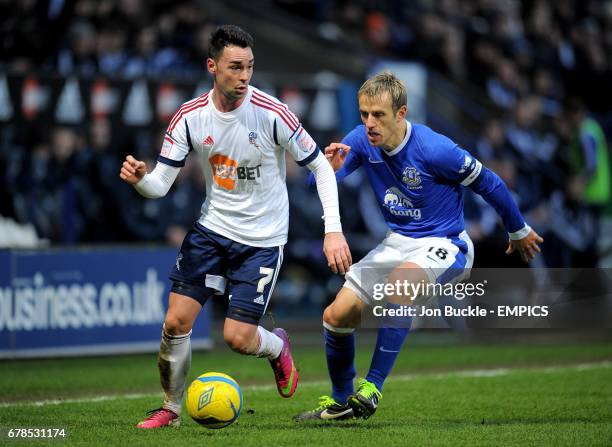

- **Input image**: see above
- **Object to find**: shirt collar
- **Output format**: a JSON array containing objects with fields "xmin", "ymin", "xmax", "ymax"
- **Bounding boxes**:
[{"xmin": 384, "ymin": 120, "xmax": 412, "ymax": 157}]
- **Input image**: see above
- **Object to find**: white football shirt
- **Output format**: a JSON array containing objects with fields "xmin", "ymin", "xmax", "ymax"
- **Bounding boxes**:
[{"xmin": 159, "ymin": 86, "xmax": 319, "ymax": 247}]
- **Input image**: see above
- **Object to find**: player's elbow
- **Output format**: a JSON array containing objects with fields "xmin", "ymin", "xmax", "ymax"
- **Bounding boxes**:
[
  {"xmin": 138, "ymin": 192, "xmax": 164, "ymax": 199},
  {"xmin": 133, "ymin": 185, "xmax": 168, "ymax": 199}
]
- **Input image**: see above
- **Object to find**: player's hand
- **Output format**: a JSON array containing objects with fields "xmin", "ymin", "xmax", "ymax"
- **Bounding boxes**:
[
  {"xmin": 506, "ymin": 229, "xmax": 544, "ymax": 263},
  {"xmin": 324, "ymin": 143, "xmax": 350, "ymax": 172},
  {"xmin": 323, "ymin": 232, "xmax": 352, "ymax": 275},
  {"xmin": 119, "ymin": 155, "xmax": 147, "ymax": 185}
]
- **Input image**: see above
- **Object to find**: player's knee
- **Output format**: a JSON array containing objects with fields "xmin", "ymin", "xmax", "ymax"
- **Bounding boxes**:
[
  {"xmin": 164, "ymin": 314, "xmax": 193, "ymax": 336},
  {"xmin": 388, "ymin": 263, "xmax": 425, "ymax": 284},
  {"xmin": 387, "ymin": 263, "xmax": 428, "ymax": 305},
  {"xmin": 224, "ymin": 332, "xmax": 252, "ymax": 354},
  {"xmin": 323, "ymin": 304, "xmax": 354, "ymax": 331}
]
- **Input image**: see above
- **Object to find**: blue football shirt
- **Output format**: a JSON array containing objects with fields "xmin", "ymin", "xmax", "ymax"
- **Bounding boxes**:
[{"xmin": 331, "ymin": 122, "xmax": 525, "ymax": 239}]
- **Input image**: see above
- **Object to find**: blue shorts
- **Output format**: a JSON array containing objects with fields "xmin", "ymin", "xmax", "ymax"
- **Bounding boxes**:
[{"xmin": 169, "ymin": 223, "xmax": 284, "ymax": 325}]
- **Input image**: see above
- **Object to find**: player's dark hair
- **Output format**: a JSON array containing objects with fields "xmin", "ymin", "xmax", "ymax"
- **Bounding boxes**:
[{"xmin": 208, "ymin": 25, "xmax": 254, "ymax": 61}]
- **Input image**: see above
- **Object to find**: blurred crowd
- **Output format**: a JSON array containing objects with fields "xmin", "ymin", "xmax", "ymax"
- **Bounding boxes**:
[
  {"xmin": 281, "ymin": 0, "xmax": 612, "ymax": 113},
  {"xmin": 1, "ymin": 0, "xmax": 611, "ymax": 272},
  {"xmin": 1, "ymin": 0, "xmax": 214, "ymax": 79},
  {"xmin": 0, "ymin": 120, "xmax": 204, "ymax": 245}
]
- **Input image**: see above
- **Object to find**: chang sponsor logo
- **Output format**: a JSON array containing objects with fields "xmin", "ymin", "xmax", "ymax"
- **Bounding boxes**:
[{"xmin": 383, "ymin": 187, "xmax": 421, "ymax": 219}]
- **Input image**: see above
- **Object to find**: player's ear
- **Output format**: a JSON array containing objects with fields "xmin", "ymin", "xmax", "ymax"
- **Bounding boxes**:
[
  {"xmin": 397, "ymin": 105, "xmax": 407, "ymax": 121},
  {"xmin": 206, "ymin": 58, "xmax": 216, "ymax": 75}
]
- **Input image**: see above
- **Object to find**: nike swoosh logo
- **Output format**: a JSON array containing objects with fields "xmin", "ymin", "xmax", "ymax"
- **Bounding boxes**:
[
  {"xmin": 320, "ymin": 408, "xmax": 353, "ymax": 420},
  {"xmin": 280, "ymin": 367, "xmax": 296, "ymax": 395},
  {"xmin": 368, "ymin": 157, "xmax": 384, "ymax": 163},
  {"xmin": 379, "ymin": 346, "xmax": 400, "ymax": 353}
]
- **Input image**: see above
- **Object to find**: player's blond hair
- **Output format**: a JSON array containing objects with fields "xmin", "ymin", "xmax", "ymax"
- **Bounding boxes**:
[{"xmin": 358, "ymin": 71, "xmax": 407, "ymax": 112}]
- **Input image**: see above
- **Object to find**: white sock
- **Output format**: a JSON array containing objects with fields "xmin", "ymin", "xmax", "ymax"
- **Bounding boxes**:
[
  {"xmin": 158, "ymin": 326, "xmax": 192, "ymax": 415},
  {"xmin": 255, "ymin": 326, "xmax": 283, "ymax": 359}
]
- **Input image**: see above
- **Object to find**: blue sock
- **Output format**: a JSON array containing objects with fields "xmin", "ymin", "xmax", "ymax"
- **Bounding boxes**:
[
  {"xmin": 324, "ymin": 329, "xmax": 356, "ymax": 405},
  {"xmin": 366, "ymin": 304, "xmax": 410, "ymax": 392}
]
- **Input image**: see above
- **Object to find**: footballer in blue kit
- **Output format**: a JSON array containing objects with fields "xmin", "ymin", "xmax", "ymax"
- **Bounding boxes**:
[{"xmin": 297, "ymin": 72, "xmax": 543, "ymax": 421}]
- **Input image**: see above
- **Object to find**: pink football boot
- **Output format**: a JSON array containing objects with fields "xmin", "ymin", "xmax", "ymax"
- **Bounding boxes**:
[
  {"xmin": 269, "ymin": 328, "xmax": 299, "ymax": 398},
  {"xmin": 136, "ymin": 408, "xmax": 180, "ymax": 429}
]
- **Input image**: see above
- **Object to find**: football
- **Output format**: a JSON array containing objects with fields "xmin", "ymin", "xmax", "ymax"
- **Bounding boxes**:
[{"xmin": 185, "ymin": 372, "xmax": 243, "ymax": 429}]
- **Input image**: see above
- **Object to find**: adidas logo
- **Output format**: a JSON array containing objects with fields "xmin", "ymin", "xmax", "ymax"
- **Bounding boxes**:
[
  {"xmin": 203, "ymin": 135, "xmax": 214, "ymax": 146},
  {"xmin": 253, "ymin": 295, "xmax": 265, "ymax": 305}
]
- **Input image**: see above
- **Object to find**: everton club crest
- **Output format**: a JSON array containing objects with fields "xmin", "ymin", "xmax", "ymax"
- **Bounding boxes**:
[{"xmin": 402, "ymin": 166, "xmax": 422, "ymax": 189}]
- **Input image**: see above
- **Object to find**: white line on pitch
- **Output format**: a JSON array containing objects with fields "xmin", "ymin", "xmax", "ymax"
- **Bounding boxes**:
[{"xmin": 0, "ymin": 361, "xmax": 609, "ymax": 408}]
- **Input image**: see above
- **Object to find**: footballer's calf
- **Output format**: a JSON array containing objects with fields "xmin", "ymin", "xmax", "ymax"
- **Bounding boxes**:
[{"xmin": 223, "ymin": 318, "xmax": 260, "ymax": 354}]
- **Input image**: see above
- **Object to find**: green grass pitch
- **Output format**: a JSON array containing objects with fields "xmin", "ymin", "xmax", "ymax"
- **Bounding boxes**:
[{"xmin": 0, "ymin": 336, "xmax": 611, "ymax": 446}]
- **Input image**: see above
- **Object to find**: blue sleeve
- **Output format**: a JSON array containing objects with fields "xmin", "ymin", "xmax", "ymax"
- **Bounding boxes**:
[
  {"xmin": 307, "ymin": 127, "xmax": 364, "ymax": 187},
  {"xmin": 469, "ymin": 166, "xmax": 526, "ymax": 233},
  {"xmin": 428, "ymin": 141, "xmax": 483, "ymax": 185},
  {"xmin": 426, "ymin": 138, "xmax": 525, "ymax": 233}
]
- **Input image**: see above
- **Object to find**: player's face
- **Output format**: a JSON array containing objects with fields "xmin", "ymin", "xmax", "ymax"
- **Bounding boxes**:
[
  {"xmin": 207, "ymin": 45, "xmax": 254, "ymax": 101},
  {"xmin": 359, "ymin": 94, "xmax": 407, "ymax": 149}
]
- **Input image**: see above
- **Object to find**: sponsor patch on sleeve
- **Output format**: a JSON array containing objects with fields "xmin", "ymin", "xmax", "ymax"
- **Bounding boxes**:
[
  {"xmin": 295, "ymin": 128, "xmax": 316, "ymax": 154},
  {"xmin": 459, "ymin": 155, "xmax": 474, "ymax": 174},
  {"xmin": 161, "ymin": 135, "xmax": 174, "ymax": 156}
]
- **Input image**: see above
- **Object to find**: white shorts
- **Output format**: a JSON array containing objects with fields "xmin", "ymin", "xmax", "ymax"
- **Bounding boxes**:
[{"xmin": 344, "ymin": 230, "xmax": 474, "ymax": 306}]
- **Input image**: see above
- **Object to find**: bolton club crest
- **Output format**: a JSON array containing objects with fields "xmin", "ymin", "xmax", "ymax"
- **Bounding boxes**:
[{"xmin": 248, "ymin": 131, "xmax": 260, "ymax": 148}]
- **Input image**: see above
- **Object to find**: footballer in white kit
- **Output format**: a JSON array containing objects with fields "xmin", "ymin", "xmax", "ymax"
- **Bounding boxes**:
[
  {"xmin": 120, "ymin": 25, "xmax": 351, "ymax": 429},
  {"xmin": 160, "ymin": 85, "xmax": 321, "ymax": 248},
  {"xmin": 157, "ymin": 84, "xmax": 337, "ymax": 319}
]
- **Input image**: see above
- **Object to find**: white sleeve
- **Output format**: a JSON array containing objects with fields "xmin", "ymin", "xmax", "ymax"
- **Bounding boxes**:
[
  {"xmin": 160, "ymin": 110, "xmax": 192, "ymax": 167},
  {"xmin": 133, "ymin": 162, "xmax": 180, "ymax": 198},
  {"xmin": 307, "ymin": 151, "xmax": 342, "ymax": 233},
  {"xmin": 268, "ymin": 101, "xmax": 318, "ymax": 167},
  {"xmin": 283, "ymin": 125, "xmax": 320, "ymax": 166}
]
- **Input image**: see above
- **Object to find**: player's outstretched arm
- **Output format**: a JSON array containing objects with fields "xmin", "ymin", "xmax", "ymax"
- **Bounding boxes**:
[
  {"xmin": 459, "ymin": 161, "xmax": 544, "ymax": 263},
  {"xmin": 429, "ymin": 137, "xmax": 544, "ymax": 264},
  {"xmin": 506, "ymin": 230, "xmax": 544, "ymax": 263},
  {"xmin": 307, "ymin": 150, "xmax": 352, "ymax": 275},
  {"xmin": 119, "ymin": 155, "xmax": 180, "ymax": 199}
]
